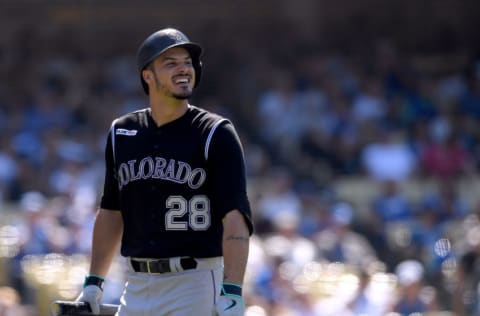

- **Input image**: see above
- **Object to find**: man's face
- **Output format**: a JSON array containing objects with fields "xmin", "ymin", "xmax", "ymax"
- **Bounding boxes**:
[{"xmin": 145, "ymin": 46, "xmax": 195, "ymax": 99}]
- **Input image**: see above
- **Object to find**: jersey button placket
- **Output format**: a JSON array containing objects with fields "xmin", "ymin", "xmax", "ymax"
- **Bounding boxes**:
[{"xmin": 152, "ymin": 127, "xmax": 161, "ymax": 151}]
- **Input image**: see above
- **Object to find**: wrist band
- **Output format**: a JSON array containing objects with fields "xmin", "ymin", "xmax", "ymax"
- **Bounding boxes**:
[
  {"xmin": 221, "ymin": 282, "xmax": 242, "ymax": 297},
  {"xmin": 84, "ymin": 274, "xmax": 105, "ymax": 290}
]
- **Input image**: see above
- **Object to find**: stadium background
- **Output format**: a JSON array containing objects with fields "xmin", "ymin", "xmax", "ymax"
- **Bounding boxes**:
[{"xmin": 1, "ymin": 0, "xmax": 480, "ymax": 315}]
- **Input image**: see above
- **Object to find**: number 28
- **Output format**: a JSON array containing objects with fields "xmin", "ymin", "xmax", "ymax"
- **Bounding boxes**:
[{"xmin": 165, "ymin": 195, "xmax": 211, "ymax": 231}]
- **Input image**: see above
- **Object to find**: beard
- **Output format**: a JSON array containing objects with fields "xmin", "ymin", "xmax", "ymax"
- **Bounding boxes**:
[
  {"xmin": 153, "ymin": 76, "xmax": 193, "ymax": 100},
  {"xmin": 172, "ymin": 90, "xmax": 193, "ymax": 100}
]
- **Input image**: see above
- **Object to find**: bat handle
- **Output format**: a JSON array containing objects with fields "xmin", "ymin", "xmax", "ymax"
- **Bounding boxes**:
[
  {"xmin": 51, "ymin": 301, "xmax": 90, "ymax": 316},
  {"xmin": 51, "ymin": 300, "xmax": 119, "ymax": 316}
]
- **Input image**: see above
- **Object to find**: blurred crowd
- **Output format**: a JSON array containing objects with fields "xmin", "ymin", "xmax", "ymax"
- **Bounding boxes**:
[{"xmin": 1, "ymin": 14, "xmax": 480, "ymax": 316}]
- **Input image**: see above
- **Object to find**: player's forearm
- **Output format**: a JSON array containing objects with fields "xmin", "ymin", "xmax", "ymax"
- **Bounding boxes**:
[
  {"xmin": 222, "ymin": 210, "xmax": 250, "ymax": 285},
  {"xmin": 89, "ymin": 208, "xmax": 123, "ymax": 277}
]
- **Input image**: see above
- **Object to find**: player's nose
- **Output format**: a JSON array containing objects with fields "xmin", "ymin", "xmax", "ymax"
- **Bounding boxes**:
[{"xmin": 178, "ymin": 61, "xmax": 193, "ymax": 72}]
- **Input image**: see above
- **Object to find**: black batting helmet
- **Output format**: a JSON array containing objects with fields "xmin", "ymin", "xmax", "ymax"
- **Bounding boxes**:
[{"xmin": 136, "ymin": 28, "xmax": 203, "ymax": 95}]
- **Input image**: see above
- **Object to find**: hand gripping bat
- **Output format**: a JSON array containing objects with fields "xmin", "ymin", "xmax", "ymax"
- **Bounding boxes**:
[{"xmin": 51, "ymin": 301, "xmax": 119, "ymax": 316}]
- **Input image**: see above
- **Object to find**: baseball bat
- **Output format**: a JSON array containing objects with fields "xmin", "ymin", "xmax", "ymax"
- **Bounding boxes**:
[{"xmin": 51, "ymin": 300, "xmax": 119, "ymax": 316}]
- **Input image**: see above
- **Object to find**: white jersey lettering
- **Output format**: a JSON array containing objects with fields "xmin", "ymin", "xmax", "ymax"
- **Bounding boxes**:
[{"xmin": 118, "ymin": 156, "xmax": 206, "ymax": 190}]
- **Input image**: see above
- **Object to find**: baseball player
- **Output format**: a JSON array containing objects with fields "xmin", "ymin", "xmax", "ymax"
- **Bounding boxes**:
[{"xmin": 76, "ymin": 28, "xmax": 253, "ymax": 316}]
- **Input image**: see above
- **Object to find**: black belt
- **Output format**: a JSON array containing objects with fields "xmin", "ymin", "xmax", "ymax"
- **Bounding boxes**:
[{"xmin": 130, "ymin": 257, "xmax": 197, "ymax": 273}]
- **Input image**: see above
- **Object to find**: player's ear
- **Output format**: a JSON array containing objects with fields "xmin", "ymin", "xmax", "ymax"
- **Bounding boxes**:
[{"xmin": 142, "ymin": 69, "xmax": 153, "ymax": 83}]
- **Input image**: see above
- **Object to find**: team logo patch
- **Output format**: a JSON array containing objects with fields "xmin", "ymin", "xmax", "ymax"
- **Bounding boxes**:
[{"xmin": 116, "ymin": 129, "xmax": 138, "ymax": 136}]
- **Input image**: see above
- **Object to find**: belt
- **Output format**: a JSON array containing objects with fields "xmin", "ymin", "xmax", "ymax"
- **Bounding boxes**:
[{"xmin": 130, "ymin": 257, "xmax": 198, "ymax": 274}]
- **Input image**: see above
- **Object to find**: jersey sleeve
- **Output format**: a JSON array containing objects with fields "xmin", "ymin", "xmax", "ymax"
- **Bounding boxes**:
[
  {"xmin": 99, "ymin": 129, "xmax": 121, "ymax": 211},
  {"xmin": 207, "ymin": 121, "xmax": 254, "ymax": 235}
]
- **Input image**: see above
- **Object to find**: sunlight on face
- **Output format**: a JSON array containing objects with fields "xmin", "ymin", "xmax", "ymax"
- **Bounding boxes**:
[{"xmin": 147, "ymin": 47, "xmax": 195, "ymax": 100}]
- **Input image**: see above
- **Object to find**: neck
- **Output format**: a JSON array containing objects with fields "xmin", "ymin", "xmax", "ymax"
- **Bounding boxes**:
[{"xmin": 149, "ymin": 94, "xmax": 190, "ymax": 127}]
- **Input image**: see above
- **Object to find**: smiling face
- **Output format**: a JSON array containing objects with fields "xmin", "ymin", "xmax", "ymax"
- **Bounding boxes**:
[{"xmin": 142, "ymin": 46, "xmax": 195, "ymax": 100}]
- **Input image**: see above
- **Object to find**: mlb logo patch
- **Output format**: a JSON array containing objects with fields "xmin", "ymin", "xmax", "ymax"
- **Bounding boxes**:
[{"xmin": 116, "ymin": 129, "xmax": 138, "ymax": 136}]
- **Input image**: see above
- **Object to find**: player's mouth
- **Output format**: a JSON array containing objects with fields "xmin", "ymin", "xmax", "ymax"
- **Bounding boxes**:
[{"xmin": 173, "ymin": 76, "xmax": 191, "ymax": 86}]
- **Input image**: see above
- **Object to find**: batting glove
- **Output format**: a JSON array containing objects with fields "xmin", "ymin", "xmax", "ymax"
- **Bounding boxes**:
[
  {"xmin": 215, "ymin": 283, "xmax": 245, "ymax": 316},
  {"xmin": 76, "ymin": 274, "xmax": 104, "ymax": 315}
]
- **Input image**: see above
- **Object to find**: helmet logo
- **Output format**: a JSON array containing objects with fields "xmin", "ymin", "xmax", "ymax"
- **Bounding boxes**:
[
  {"xmin": 165, "ymin": 29, "xmax": 185, "ymax": 42},
  {"xmin": 174, "ymin": 33, "xmax": 184, "ymax": 42}
]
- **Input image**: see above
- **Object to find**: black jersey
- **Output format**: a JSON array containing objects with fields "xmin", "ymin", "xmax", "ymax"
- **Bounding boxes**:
[{"xmin": 100, "ymin": 105, "xmax": 253, "ymax": 258}]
